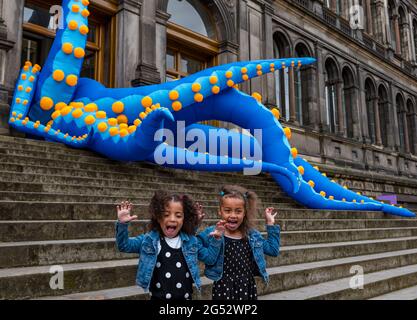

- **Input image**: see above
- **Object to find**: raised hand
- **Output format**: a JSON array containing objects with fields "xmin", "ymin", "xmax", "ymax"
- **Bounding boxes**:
[
  {"xmin": 265, "ymin": 207, "xmax": 278, "ymax": 225},
  {"xmin": 117, "ymin": 201, "xmax": 138, "ymax": 224},
  {"xmin": 209, "ymin": 220, "xmax": 226, "ymax": 239},
  {"xmin": 195, "ymin": 202, "xmax": 205, "ymax": 223}
]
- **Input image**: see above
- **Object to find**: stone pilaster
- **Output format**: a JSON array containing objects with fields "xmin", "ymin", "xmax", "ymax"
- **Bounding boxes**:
[{"xmin": 115, "ymin": 0, "xmax": 142, "ymax": 88}]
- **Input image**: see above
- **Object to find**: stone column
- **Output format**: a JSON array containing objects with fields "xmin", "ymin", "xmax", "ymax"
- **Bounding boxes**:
[
  {"xmin": 336, "ymin": 80, "xmax": 345, "ymax": 135},
  {"xmin": 377, "ymin": 0, "xmax": 388, "ymax": 45},
  {"xmin": 307, "ymin": 64, "xmax": 319, "ymax": 129},
  {"xmin": 155, "ymin": 9, "xmax": 170, "ymax": 83},
  {"xmin": 132, "ymin": 0, "xmax": 161, "ymax": 87},
  {"xmin": 365, "ymin": 0, "xmax": 373, "ymax": 35},
  {"xmin": 400, "ymin": 21, "xmax": 411, "ymax": 61},
  {"xmin": 412, "ymin": 113, "xmax": 417, "ymax": 153},
  {"xmin": 388, "ymin": 82, "xmax": 399, "ymax": 150},
  {"xmin": 315, "ymin": 42, "xmax": 326, "ymax": 131},
  {"xmin": 402, "ymin": 111, "xmax": 410, "ymax": 153},
  {"xmin": 393, "ymin": 14, "xmax": 401, "ymax": 55},
  {"xmin": 288, "ymin": 65, "xmax": 296, "ymax": 123},
  {"xmin": 409, "ymin": 12, "xmax": 416, "ymax": 63},
  {"xmin": 115, "ymin": 0, "xmax": 142, "ymax": 88},
  {"xmin": 373, "ymin": 97, "xmax": 382, "ymax": 145},
  {"xmin": 263, "ymin": 2, "xmax": 275, "ymax": 108},
  {"xmin": 0, "ymin": 0, "xmax": 22, "ymax": 136}
]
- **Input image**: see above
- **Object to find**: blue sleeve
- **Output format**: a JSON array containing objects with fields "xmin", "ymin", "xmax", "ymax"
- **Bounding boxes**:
[
  {"xmin": 196, "ymin": 226, "xmax": 222, "ymax": 265},
  {"xmin": 197, "ymin": 234, "xmax": 222, "ymax": 265},
  {"xmin": 115, "ymin": 221, "xmax": 144, "ymax": 253},
  {"xmin": 262, "ymin": 224, "xmax": 280, "ymax": 257}
]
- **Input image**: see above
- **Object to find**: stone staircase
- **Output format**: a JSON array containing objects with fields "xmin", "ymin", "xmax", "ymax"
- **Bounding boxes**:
[{"xmin": 1, "ymin": 135, "xmax": 417, "ymax": 300}]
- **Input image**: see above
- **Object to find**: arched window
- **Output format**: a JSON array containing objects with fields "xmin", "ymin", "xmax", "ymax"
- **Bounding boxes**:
[
  {"xmin": 273, "ymin": 32, "xmax": 291, "ymax": 121},
  {"xmin": 167, "ymin": 0, "xmax": 216, "ymax": 39},
  {"xmin": 396, "ymin": 94, "xmax": 406, "ymax": 152},
  {"xmin": 378, "ymin": 85, "xmax": 389, "ymax": 147},
  {"xmin": 295, "ymin": 43, "xmax": 312, "ymax": 126},
  {"xmin": 365, "ymin": 78, "xmax": 377, "ymax": 144},
  {"xmin": 325, "ymin": 58, "xmax": 340, "ymax": 133},
  {"xmin": 406, "ymin": 100, "xmax": 416, "ymax": 155},
  {"xmin": 21, "ymin": 0, "xmax": 116, "ymax": 87},
  {"xmin": 342, "ymin": 67, "xmax": 355, "ymax": 138},
  {"xmin": 166, "ymin": 0, "xmax": 218, "ymax": 81}
]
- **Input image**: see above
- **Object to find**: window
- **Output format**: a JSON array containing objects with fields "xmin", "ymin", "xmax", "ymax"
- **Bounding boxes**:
[
  {"xmin": 295, "ymin": 43, "xmax": 312, "ymax": 126},
  {"xmin": 378, "ymin": 86, "xmax": 389, "ymax": 147},
  {"xmin": 165, "ymin": 47, "xmax": 212, "ymax": 82},
  {"xmin": 166, "ymin": 0, "xmax": 219, "ymax": 126},
  {"xmin": 21, "ymin": 0, "xmax": 116, "ymax": 87},
  {"xmin": 396, "ymin": 94, "xmax": 406, "ymax": 152},
  {"xmin": 325, "ymin": 59, "xmax": 340, "ymax": 133},
  {"xmin": 273, "ymin": 32, "xmax": 291, "ymax": 121},
  {"xmin": 167, "ymin": 0, "xmax": 216, "ymax": 39},
  {"xmin": 406, "ymin": 100, "xmax": 416, "ymax": 155},
  {"xmin": 365, "ymin": 79, "xmax": 376, "ymax": 144},
  {"xmin": 342, "ymin": 67, "xmax": 355, "ymax": 138}
]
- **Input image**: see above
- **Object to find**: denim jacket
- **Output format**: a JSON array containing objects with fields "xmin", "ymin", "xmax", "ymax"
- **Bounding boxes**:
[
  {"xmin": 197, "ymin": 224, "xmax": 280, "ymax": 284},
  {"xmin": 115, "ymin": 221, "xmax": 222, "ymax": 291}
]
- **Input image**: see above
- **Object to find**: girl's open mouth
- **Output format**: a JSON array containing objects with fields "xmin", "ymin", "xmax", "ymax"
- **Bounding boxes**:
[
  {"xmin": 165, "ymin": 225, "xmax": 178, "ymax": 237},
  {"xmin": 226, "ymin": 221, "xmax": 239, "ymax": 230}
]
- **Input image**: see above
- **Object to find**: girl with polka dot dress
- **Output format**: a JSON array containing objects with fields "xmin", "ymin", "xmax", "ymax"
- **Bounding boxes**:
[
  {"xmin": 198, "ymin": 185, "xmax": 280, "ymax": 300},
  {"xmin": 116, "ymin": 191, "xmax": 224, "ymax": 300}
]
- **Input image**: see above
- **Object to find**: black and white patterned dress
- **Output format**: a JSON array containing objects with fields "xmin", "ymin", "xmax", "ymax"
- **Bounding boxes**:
[
  {"xmin": 149, "ymin": 236, "xmax": 193, "ymax": 300},
  {"xmin": 212, "ymin": 235, "xmax": 260, "ymax": 300}
]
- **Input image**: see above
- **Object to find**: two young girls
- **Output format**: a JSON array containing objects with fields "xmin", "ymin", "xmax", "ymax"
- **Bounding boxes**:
[{"xmin": 115, "ymin": 185, "xmax": 280, "ymax": 300}]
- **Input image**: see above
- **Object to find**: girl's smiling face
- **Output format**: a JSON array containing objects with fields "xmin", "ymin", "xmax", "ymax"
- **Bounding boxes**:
[
  {"xmin": 159, "ymin": 201, "xmax": 184, "ymax": 238},
  {"xmin": 219, "ymin": 197, "xmax": 246, "ymax": 234}
]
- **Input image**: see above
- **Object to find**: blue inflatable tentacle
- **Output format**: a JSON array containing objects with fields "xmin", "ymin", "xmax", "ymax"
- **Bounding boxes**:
[{"xmin": 29, "ymin": 0, "xmax": 89, "ymax": 124}]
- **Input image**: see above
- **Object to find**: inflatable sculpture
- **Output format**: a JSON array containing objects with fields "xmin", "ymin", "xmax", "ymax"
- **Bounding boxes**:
[{"xmin": 9, "ymin": 0, "xmax": 415, "ymax": 217}]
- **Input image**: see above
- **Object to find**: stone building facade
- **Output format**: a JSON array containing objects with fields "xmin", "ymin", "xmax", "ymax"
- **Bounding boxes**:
[{"xmin": 1, "ymin": 0, "xmax": 417, "ymax": 181}]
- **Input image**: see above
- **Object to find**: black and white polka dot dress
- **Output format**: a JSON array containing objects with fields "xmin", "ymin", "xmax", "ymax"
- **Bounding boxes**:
[
  {"xmin": 212, "ymin": 236, "xmax": 260, "ymax": 300},
  {"xmin": 149, "ymin": 237, "xmax": 193, "ymax": 300}
]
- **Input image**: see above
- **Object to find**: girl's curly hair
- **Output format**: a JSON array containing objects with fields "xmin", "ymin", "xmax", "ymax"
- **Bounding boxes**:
[
  {"xmin": 218, "ymin": 185, "xmax": 259, "ymax": 238},
  {"xmin": 148, "ymin": 190, "xmax": 199, "ymax": 235}
]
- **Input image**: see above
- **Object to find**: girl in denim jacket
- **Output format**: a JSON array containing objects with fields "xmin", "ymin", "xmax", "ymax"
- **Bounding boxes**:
[
  {"xmin": 198, "ymin": 185, "xmax": 280, "ymax": 300},
  {"xmin": 115, "ymin": 191, "xmax": 223, "ymax": 300}
]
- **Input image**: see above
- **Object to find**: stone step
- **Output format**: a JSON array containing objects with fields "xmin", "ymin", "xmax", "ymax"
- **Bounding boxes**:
[
  {"xmin": 0, "ymin": 192, "xmax": 297, "ymax": 210},
  {"xmin": 9, "ymin": 247, "xmax": 417, "ymax": 300},
  {"xmin": 0, "ymin": 181, "xmax": 292, "ymax": 205},
  {"xmin": 0, "ymin": 154, "xmax": 272, "ymax": 185},
  {"xmin": 0, "ymin": 162, "xmax": 276, "ymax": 189},
  {"xmin": 0, "ymin": 201, "xmax": 399, "ymax": 220},
  {"xmin": 2, "ymin": 219, "xmax": 417, "ymax": 243},
  {"xmin": 369, "ymin": 285, "xmax": 417, "ymax": 300},
  {"xmin": 259, "ymin": 263, "xmax": 417, "ymax": 300},
  {"xmin": 0, "ymin": 191, "xmax": 302, "ymax": 212},
  {"xmin": 2, "ymin": 230, "xmax": 417, "ymax": 269},
  {"xmin": 0, "ymin": 170, "xmax": 280, "ymax": 194}
]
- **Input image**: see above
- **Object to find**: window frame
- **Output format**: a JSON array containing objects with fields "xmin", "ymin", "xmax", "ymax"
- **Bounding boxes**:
[{"xmin": 21, "ymin": 0, "xmax": 116, "ymax": 87}]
